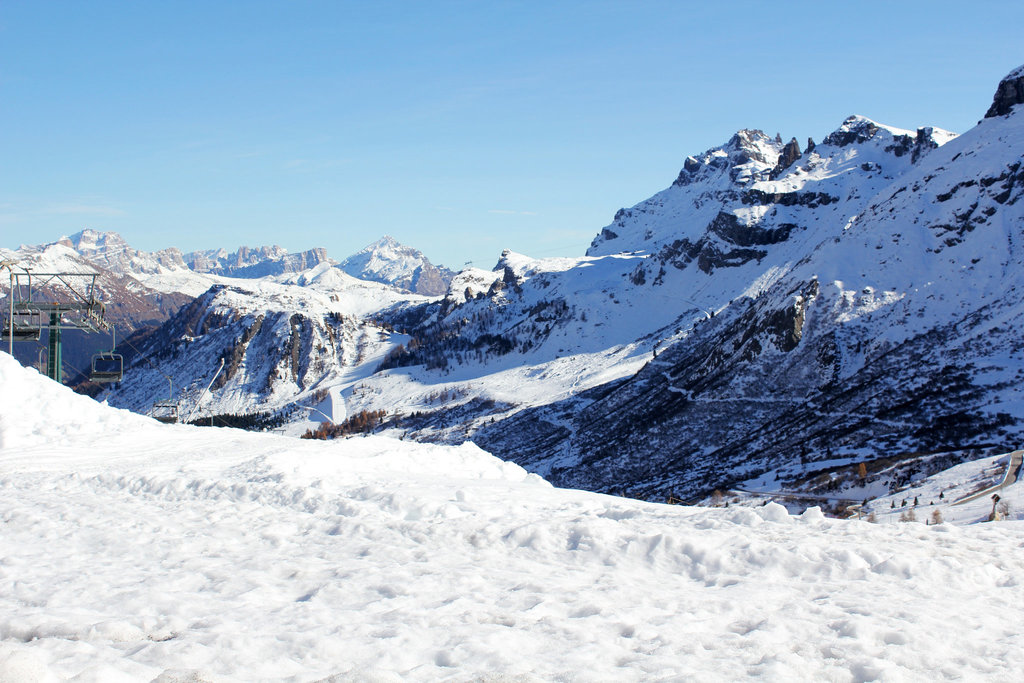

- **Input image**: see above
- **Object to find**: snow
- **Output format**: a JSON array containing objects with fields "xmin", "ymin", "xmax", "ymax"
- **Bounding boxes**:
[
  {"xmin": 1000, "ymin": 64, "xmax": 1024, "ymax": 82},
  {"xmin": 337, "ymin": 236, "xmax": 450, "ymax": 293},
  {"xmin": 867, "ymin": 452, "xmax": 1024, "ymax": 526},
  {"xmin": 3, "ymin": 353, "xmax": 1024, "ymax": 681},
  {"xmin": 273, "ymin": 262, "xmax": 432, "ymax": 317}
]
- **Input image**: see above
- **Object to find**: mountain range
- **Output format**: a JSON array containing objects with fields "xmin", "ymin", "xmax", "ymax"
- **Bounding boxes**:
[
  {"xmin": 0, "ymin": 233, "xmax": 451, "ymax": 384},
  {"xmin": 4, "ymin": 65, "xmax": 1023, "ymax": 503}
]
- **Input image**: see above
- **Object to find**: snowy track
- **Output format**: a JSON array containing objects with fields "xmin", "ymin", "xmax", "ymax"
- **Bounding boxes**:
[
  {"xmin": 3, "ymin": 356, "xmax": 1024, "ymax": 681},
  {"xmin": 953, "ymin": 450, "xmax": 1024, "ymax": 505}
]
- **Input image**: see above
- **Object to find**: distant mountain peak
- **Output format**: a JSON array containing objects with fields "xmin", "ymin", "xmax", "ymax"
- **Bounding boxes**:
[
  {"xmin": 369, "ymin": 235, "xmax": 401, "ymax": 248},
  {"xmin": 184, "ymin": 244, "xmax": 333, "ymax": 278},
  {"xmin": 62, "ymin": 229, "xmax": 130, "ymax": 255},
  {"xmin": 338, "ymin": 236, "xmax": 454, "ymax": 296}
]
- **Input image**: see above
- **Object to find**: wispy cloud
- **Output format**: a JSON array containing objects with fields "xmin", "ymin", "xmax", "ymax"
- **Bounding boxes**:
[
  {"xmin": 488, "ymin": 209, "xmax": 538, "ymax": 216},
  {"xmin": 45, "ymin": 204, "xmax": 127, "ymax": 217}
]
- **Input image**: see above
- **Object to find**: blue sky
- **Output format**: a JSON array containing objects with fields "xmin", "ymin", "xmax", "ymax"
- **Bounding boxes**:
[{"xmin": 2, "ymin": 1, "xmax": 1022, "ymax": 269}]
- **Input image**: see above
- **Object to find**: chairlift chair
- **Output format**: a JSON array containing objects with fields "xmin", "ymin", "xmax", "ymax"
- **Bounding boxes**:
[
  {"xmin": 2, "ymin": 322, "xmax": 41, "ymax": 342},
  {"xmin": 90, "ymin": 351, "xmax": 124, "ymax": 383},
  {"xmin": 151, "ymin": 400, "xmax": 179, "ymax": 424},
  {"xmin": 89, "ymin": 329, "xmax": 124, "ymax": 383},
  {"xmin": 2, "ymin": 312, "xmax": 42, "ymax": 342}
]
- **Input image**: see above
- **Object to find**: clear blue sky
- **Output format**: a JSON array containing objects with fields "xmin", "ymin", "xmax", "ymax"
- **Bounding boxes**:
[{"xmin": 2, "ymin": 1, "xmax": 1021, "ymax": 269}]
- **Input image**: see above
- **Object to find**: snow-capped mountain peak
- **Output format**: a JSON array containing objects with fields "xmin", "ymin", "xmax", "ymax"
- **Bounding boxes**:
[
  {"xmin": 66, "ymin": 228, "xmax": 129, "ymax": 254},
  {"xmin": 588, "ymin": 111, "xmax": 957, "ymax": 259},
  {"xmin": 58, "ymin": 229, "xmax": 190, "ymax": 277},
  {"xmin": 184, "ymin": 244, "xmax": 333, "ymax": 278},
  {"xmin": 672, "ymin": 128, "xmax": 783, "ymax": 188},
  {"xmin": 338, "ymin": 235, "xmax": 454, "ymax": 296}
]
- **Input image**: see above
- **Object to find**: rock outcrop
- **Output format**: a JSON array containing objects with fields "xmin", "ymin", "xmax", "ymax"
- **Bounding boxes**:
[
  {"xmin": 985, "ymin": 65, "xmax": 1024, "ymax": 118},
  {"xmin": 770, "ymin": 137, "xmax": 802, "ymax": 178}
]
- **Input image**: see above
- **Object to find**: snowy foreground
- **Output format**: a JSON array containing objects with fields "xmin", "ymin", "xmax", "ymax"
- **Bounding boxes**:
[{"xmin": 1, "ymin": 356, "xmax": 1023, "ymax": 682}]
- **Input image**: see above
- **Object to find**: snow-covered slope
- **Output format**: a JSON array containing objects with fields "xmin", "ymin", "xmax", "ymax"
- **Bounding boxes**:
[
  {"xmin": 3, "ymin": 353, "xmax": 1024, "ymax": 681},
  {"xmin": 65, "ymin": 229, "xmax": 191, "ymax": 277},
  {"xmin": 98, "ymin": 276, "xmax": 426, "ymax": 428},
  {"xmin": 11, "ymin": 67, "xmax": 1024, "ymax": 511},
  {"xmin": 338, "ymin": 235, "xmax": 455, "ymax": 296},
  {"xmin": 471, "ymin": 66, "xmax": 1024, "ymax": 498}
]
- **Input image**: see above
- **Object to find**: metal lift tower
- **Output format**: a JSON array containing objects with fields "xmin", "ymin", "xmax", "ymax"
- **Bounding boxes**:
[{"xmin": 2, "ymin": 268, "xmax": 110, "ymax": 383}]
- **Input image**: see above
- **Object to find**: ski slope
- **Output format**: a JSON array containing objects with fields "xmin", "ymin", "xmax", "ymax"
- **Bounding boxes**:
[{"xmin": 2, "ymin": 353, "xmax": 1024, "ymax": 681}]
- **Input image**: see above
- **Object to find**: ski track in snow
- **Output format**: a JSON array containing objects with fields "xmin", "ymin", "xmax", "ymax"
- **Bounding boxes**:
[{"xmin": 2, "ymin": 356, "xmax": 1024, "ymax": 682}]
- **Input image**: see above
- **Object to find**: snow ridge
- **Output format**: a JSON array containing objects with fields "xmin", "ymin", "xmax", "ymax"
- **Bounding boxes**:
[{"xmin": 2, "ymin": 352, "xmax": 1024, "ymax": 681}]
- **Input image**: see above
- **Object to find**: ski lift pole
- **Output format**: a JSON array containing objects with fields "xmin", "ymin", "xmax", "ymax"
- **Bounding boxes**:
[
  {"xmin": 185, "ymin": 357, "xmax": 225, "ymax": 424},
  {"xmin": 1, "ymin": 260, "xmax": 14, "ymax": 356}
]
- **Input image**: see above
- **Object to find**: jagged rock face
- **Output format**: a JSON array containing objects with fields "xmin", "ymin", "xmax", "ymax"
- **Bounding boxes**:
[
  {"xmin": 985, "ymin": 64, "xmax": 1024, "ymax": 118},
  {"xmin": 408, "ymin": 263, "xmax": 451, "ymax": 297},
  {"xmin": 339, "ymin": 236, "xmax": 454, "ymax": 296},
  {"xmin": 67, "ymin": 229, "xmax": 189, "ymax": 275},
  {"xmin": 670, "ymin": 129, "xmax": 781, "ymax": 189},
  {"xmin": 469, "ymin": 93, "xmax": 1024, "ymax": 499},
  {"xmin": 588, "ymin": 115, "xmax": 955, "ymax": 262},
  {"xmin": 185, "ymin": 245, "xmax": 333, "ymax": 277},
  {"xmin": 104, "ymin": 283, "xmax": 394, "ymax": 417},
  {"xmin": 770, "ymin": 138, "xmax": 802, "ymax": 179}
]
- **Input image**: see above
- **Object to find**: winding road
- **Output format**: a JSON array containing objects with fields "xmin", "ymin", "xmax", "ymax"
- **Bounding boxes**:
[{"xmin": 952, "ymin": 449, "xmax": 1023, "ymax": 506}]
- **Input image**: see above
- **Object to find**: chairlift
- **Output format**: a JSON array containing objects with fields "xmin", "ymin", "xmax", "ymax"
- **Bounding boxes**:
[
  {"xmin": 151, "ymin": 376, "xmax": 178, "ymax": 423},
  {"xmin": 2, "ymin": 312, "xmax": 42, "ymax": 342},
  {"xmin": 90, "ymin": 352, "xmax": 124, "ymax": 383},
  {"xmin": 89, "ymin": 329, "xmax": 124, "ymax": 383},
  {"xmin": 151, "ymin": 399, "xmax": 179, "ymax": 424},
  {"xmin": 2, "ymin": 321, "xmax": 41, "ymax": 342}
]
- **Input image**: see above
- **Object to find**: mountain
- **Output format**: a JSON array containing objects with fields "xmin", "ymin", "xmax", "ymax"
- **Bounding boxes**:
[
  {"xmin": 1, "ymin": 229, "xmax": 448, "ymax": 402},
  {"xmin": 323, "ymin": 65, "xmax": 1023, "ymax": 500},
  {"xmin": 338, "ymin": 235, "xmax": 455, "ymax": 296},
  {"xmin": 0, "ymin": 237, "xmax": 193, "ymax": 385},
  {"xmin": 42, "ymin": 66, "xmax": 1024, "ymax": 506},
  {"xmin": 98, "ymin": 270, "xmax": 431, "ymax": 423},
  {"xmin": 185, "ymin": 244, "xmax": 335, "ymax": 279},
  {"xmin": 469, "ymin": 66, "xmax": 1024, "ymax": 498},
  {"xmin": 63, "ymin": 229, "xmax": 191, "ymax": 276}
]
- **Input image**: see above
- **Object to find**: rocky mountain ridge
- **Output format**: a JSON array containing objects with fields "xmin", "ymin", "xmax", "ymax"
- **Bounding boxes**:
[
  {"xmin": 13, "ymin": 65, "xmax": 1024, "ymax": 503},
  {"xmin": 1, "ymin": 231, "xmax": 445, "ymax": 388},
  {"xmin": 185, "ymin": 244, "xmax": 334, "ymax": 279}
]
